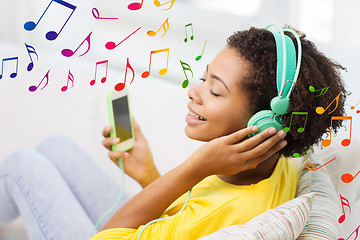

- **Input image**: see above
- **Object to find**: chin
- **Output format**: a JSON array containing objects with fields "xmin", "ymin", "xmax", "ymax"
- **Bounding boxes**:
[{"xmin": 184, "ymin": 126, "xmax": 212, "ymax": 142}]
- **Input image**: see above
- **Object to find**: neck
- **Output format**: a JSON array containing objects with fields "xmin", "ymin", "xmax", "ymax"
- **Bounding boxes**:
[{"xmin": 217, "ymin": 153, "xmax": 280, "ymax": 186}]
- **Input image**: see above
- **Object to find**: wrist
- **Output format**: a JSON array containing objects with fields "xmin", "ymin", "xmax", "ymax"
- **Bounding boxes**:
[{"xmin": 138, "ymin": 164, "xmax": 161, "ymax": 188}]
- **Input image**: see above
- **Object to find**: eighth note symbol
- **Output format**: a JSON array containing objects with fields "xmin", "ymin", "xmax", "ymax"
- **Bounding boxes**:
[
  {"xmin": 351, "ymin": 100, "xmax": 360, "ymax": 114},
  {"xmin": 338, "ymin": 194, "xmax": 351, "ymax": 223},
  {"xmin": 316, "ymin": 92, "xmax": 341, "ymax": 114},
  {"xmin": 184, "ymin": 23, "xmax": 194, "ymax": 42},
  {"xmin": 61, "ymin": 32, "xmax": 92, "ymax": 57},
  {"xmin": 283, "ymin": 112, "xmax": 308, "ymax": 133}
]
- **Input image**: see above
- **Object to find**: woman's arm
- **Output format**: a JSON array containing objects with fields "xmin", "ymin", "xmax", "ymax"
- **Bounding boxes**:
[{"xmin": 100, "ymin": 126, "xmax": 287, "ymax": 230}]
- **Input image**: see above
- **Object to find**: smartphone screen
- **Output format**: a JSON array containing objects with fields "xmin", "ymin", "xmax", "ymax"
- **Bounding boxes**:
[{"xmin": 112, "ymin": 96, "xmax": 132, "ymax": 142}]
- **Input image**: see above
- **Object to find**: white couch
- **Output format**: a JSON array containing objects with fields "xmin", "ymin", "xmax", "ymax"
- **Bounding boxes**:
[{"xmin": 1, "ymin": 40, "xmax": 360, "ymax": 239}]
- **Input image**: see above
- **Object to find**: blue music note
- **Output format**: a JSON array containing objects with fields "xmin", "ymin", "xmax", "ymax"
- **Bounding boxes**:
[
  {"xmin": 24, "ymin": 0, "xmax": 76, "ymax": 41},
  {"xmin": 0, "ymin": 57, "xmax": 19, "ymax": 79}
]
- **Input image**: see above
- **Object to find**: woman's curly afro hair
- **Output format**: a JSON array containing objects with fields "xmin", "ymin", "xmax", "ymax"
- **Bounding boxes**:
[{"xmin": 227, "ymin": 26, "xmax": 349, "ymax": 157}]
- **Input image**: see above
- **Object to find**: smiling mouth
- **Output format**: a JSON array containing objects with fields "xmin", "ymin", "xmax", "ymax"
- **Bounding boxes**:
[{"xmin": 188, "ymin": 110, "xmax": 207, "ymax": 121}]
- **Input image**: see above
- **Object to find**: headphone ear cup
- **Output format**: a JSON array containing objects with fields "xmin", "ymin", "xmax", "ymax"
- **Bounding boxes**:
[{"xmin": 247, "ymin": 110, "xmax": 284, "ymax": 138}]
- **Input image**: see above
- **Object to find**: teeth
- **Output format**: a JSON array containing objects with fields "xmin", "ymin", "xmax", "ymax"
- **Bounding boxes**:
[{"xmin": 189, "ymin": 110, "xmax": 206, "ymax": 120}]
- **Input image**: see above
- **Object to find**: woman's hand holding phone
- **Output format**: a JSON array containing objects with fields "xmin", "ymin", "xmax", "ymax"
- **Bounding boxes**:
[
  {"xmin": 186, "ymin": 126, "xmax": 288, "ymax": 178},
  {"xmin": 102, "ymin": 118, "xmax": 160, "ymax": 188}
]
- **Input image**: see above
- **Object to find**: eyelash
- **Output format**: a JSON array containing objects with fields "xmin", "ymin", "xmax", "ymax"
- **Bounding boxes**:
[{"xmin": 199, "ymin": 78, "xmax": 220, "ymax": 96}]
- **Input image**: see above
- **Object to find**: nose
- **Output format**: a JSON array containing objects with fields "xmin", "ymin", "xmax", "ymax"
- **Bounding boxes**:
[{"xmin": 187, "ymin": 85, "xmax": 202, "ymax": 104}]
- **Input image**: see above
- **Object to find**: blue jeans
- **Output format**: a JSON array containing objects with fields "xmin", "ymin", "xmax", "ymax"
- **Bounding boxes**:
[{"xmin": 0, "ymin": 136, "xmax": 128, "ymax": 240}]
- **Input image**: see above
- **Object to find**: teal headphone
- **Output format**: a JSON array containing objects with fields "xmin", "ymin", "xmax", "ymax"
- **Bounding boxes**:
[{"xmin": 247, "ymin": 24, "xmax": 302, "ymax": 137}]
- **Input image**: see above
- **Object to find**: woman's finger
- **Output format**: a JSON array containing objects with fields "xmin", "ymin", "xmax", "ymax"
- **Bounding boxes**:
[
  {"xmin": 102, "ymin": 125, "xmax": 112, "ymax": 138},
  {"xmin": 108, "ymin": 151, "xmax": 124, "ymax": 166},
  {"xmin": 226, "ymin": 126, "xmax": 259, "ymax": 144},
  {"xmin": 132, "ymin": 117, "xmax": 144, "ymax": 139},
  {"xmin": 102, "ymin": 137, "xmax": 120, "ymax": 151},
  {"xmin": 244, "ymin": 130, "xmax": 286, "ymax": 158},
  {"xmin": 236, "ymin": 127, "xmax": 278, "ymax": 152}
]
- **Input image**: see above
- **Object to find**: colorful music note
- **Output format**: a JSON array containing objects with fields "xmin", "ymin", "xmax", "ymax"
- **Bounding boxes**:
[
  {"xmin": 105, "ymin": 27, "xmax": 141, "ymax": 50},
  {"xmin": 338, "ymin": 224, "xmax": 360, "ymax": 240},
  {"xmin": 115, "ymin": 58, "xmax": 135, "ymax": 91},
  {"xmin": 350, "ymin": 100, "xmax": 360, "ymax": 114},
  {"xmin": 184, "ymin": 23, "xmax": 194, "ymax": 42},
  {"xmin": 341, "ymin": 170, "xmax": 360, "ymax": 183},
  {"xmin": 293, "ymin": 146, "xmax": 313, "ymax": 158},
  {"xmin": 154, "ymin": 0, "xmax": 176, "ymax": 10},
  {"xmin": 128, "ymin": 0, "xmax": 144, "ymax": 10},
  {"xmin": 309, "ymin": 85, "xmax": 330, "ymax": 97},
  {"xmin": 304, "ymin": 157, "xmax": 336, "ymax": 171},
  {"xmin": 283, "ymin": 112, "xmax": 308, "ymax": 133},
  {"xmin": 61, "ymin": 32, "xmax": 92, "ymax": 57},
  {"xmin": 92, "ymin": 8, "xmax": 118, "ymax": 20},
  {"xmin": 90, "ymin": 60, "xmax": 108, "ymax": 86},
  {"xmin": 195, "ymin": 40, "xmax": 207, "ymax": 61},
  {"xmin": 147, "ymin": 17, "xmax": 169, "ymax": 38},
  {"xmin": 316, "ymin": 92, "xmax": 341, "ymax": 114},
  {"xmin": 179, "ymin": 60, "xmax": 193, "ymax": 88},
  {"xmin": 24, "ymin": 0, "xmax": 76, "ymax": 41},
  {"xmin": 141, "ymin": 48, "xmax": 169, "ymax": 78},
  {"xmin": 0, "ymin": 57, "xmax": 18, "ymax": 79},
  {"xmin": 322, "ymin": 116, "xmax": 352, "ymax": 147},
  {"xmin": 25, "ymin": 43, "xmax": 38, "ymax": 72},
  {"xmin": 338, "ymin": 194, "xmax": 351, "ymax": 224},
  {"xmin": 61, "ymin": 70, "xmax": 74, "ymax": 92},
  {"xmin": 29, "ymin": 69, "xmax": 50, "ymax": 92}
]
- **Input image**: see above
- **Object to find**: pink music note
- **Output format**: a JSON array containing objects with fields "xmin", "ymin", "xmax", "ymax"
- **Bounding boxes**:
[
  {"xmin": 25, "ymin": 43, "xmax": 38, "ymax": 72},
  {"xmin": 195, "ymin": 40, "xmax": 207, "ymax": 61},
  {"xmin": 338, "ymin": 194, "xmax": 351, "ymax": 223},
  {"xmin": 316, "ymin": 92, "xmax": 341, "ymax": 114},
  {"xmin": 0, "ymin": 57, "xmax": 18, "ymax": 79},
  {"xmin": 115, "ymin": 58, "xmax": 135, "ymax": 91},
  {"xmin": 322, "ymin": 116, "xmax": 352, "ymax": 147},
  {"xmin": 154, "ymin": 0, "xmax": 176, "ymax": 10},
  {"xmin": 309, "ymin": 85, "xmax": 330, "ymax": 97},
  {"xmin": 339, "ymin": 224, "xmax": 360, "ymax": 240},
  {"xmin": 128, "ymin": 0, "xmax": 144, "ymax": 10},
  {"xmin": 61, "ymin": 32, "xmax": 92, "ymax": 57},
  {"xmin": 179, "ymin": 60, "xmax": 193, "ymax": 88},
  {"xmin": 141, "ymin": 48, "xmax": 169, "ymax": 78},
  {"xmin": 92, "ymin": 8, "xmax": 118, "ymax": 20},
  {"xmin": 90, "ymin": 60, "xmax": 108, "ymax": 86},
  {"xmin": 351, "ymin": 100, "xmax": 360, "ymax": 114},
  {"xmin": 61, "ymin": 70, "xmax": 74, "ymax": 92},
  {"xmin": 24, "ymin": 0, "xmax": 76, "ymax": 41},
  {"xmin": 105, "ymin": 27, "xmax": 141, "ymax": 50},
  {"xmin": 305, "ymin": 157, "xmax": 336, "ymax": 171},
  {"xmin": 29, "ymin": 70, "xmax": 50, "ymax": 92},
  {"xmin": 147, "ymin": 17, "xmax": 169, "ymax": 38},
  {"xmin": 342, "ymin": 170, "xmax": 360, "ymax": 183}
]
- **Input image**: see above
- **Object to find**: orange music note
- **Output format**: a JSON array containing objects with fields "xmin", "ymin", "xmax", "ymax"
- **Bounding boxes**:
[
  {"xmin": 29, "ymin": 69, "xmax": 50, "ymax": 92},
  {"xmin": 309, "ymin": 85, "xmax": 330, "ymax": 97},
  {"xmin": 61, "ymin": 70, "xmax": 74, "ymax": 92},
  {"xmin": 115, "ymin": 58, "xmax": 135, "ymax": 91},
  {"xmin": 342, "ymin": 170, "xmax": 360, "ymax": 183},
  {"xmin": 90, "ymin": 60, "xmax": 108, "ymax": 86},
  {"xmin": 338, "ymin": 194, "xmax": 351, "ymax": 224},
  {"xmin": 0, "ymin": 57, "xmax": 19, "ymax": 79},
  {"xmin": 25, "ymin": 43, "xmax": 38, "ymax": 72},
  {"xmin": 351, "ymin": 100, "xmax": 360, "ymax": 114},
  {"xmin": 316, "ymin": 92, "xmax": 341, "ymax": 114},
  {"xmin": 24, "ymin": 0, "xmax": 76, "ymax": 41},
  {"xmin": 154, "ymin": 0, "xmax": 176, "ymax": 10},
  {"xmin": 179, "ymin": 60, "xmax": 193, "ymax": 88},
  {"xmin": 184, "ymin": 23, "xmax": 194, "ymax": 42},
  {"xmin": 322, "ymin": 116, "xmax": 352, "ymax": 147},
  {"xmin": 141, "ymin": 48, "xmax": 169, "ymax": 78},
  {"xmin": 105, "ymin": 27, "xmax": 141, "ymax": 50},
  {"xmin": 128, "ymin": 0, "xmax": 144, "ymax": 10},
  {"xmin": 195, "ymin": 40, "xmax": 207, "ymax": 61},
  {"xmin": 305, "ymin": 157, "xmax": 336, "ymax": 171},
  {"xmin": 283, "ymin": 112, "xmax": 308, "ymax": 133},
  {"xmin": 61, "ymin": 32, "xmax": 92, "ymax": 57},
  {"xmin": 147, "ymin": 17, "xmax": 169, "ymax": 38},
  {"xmin": 92, "ymin": 8, "xmax": 118, "ymax": 19},
  {"xmin": 339, "ymin": 224, "xmax": 360, "ymax": 240}
]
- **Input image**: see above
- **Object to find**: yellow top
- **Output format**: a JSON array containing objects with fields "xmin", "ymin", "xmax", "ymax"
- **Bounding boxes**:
[{"xmin": 90, "ymin": 156, "xmax": 299, "ymax": 240}]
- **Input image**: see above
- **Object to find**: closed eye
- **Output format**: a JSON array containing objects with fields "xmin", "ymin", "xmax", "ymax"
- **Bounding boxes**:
[{"xmin": 199, "ymin": 78, "xmax": 220, "ymax": 96}]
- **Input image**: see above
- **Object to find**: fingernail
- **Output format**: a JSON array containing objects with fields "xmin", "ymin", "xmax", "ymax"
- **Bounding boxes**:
[
  {"xmin": 123, "ymin": 152, "xmax": 129, "ymax": 158},
  {"xmin": 280, "ymin": 140, "xmax": 287, "ymax": 147},
  {"xmin": 113, "ymin": 138, "xmax": 120, "ymax": 143},
  {"xmin": 251, "ymin": 126, "xmax": 258, "ymax": 132},
  {"xmin": 268, "ymin": 128, "xmax": 276, "ymax": 135},
  {"xmin": 279, "ymin": 130, "xmax": 287, "ymax": 138}
]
